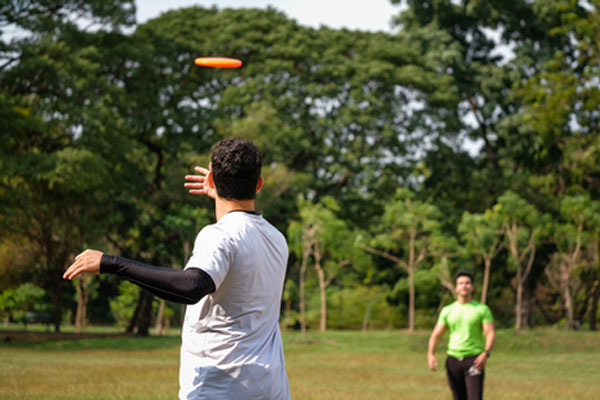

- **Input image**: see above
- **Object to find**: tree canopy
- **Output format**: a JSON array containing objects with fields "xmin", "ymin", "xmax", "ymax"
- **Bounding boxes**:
[{"xmin": 1, "ymin": 1, "xmax": 599, "ymax": 333}]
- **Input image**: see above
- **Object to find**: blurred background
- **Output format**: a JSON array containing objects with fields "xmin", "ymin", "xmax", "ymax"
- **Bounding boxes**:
[{"xmin": 1, "ymin": 0, "xmax": 599, "ymax": 337}]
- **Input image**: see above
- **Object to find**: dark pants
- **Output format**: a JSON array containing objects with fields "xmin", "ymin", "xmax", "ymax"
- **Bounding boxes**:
[{"xmin": 445, "ymin": 355, "xmax": 485, "ymax": 400}]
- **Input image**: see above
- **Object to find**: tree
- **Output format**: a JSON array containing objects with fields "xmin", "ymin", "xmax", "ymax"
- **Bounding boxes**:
[
  {"xmin": 512, "ymin": 1, "xmax": 600, "ymax": 199},
  {"xmin": 288, "ymin": 197, "xmax": 351, "ymax": 333},
  {"xmin": 458, "ymin": 210, "xmax": 503, "ymax": 304},
  {"xmin": 588, "ymin": 235, "xmax": 600, "ymax": 331},
  {"xmin": 73, "ymin": 275, "xmax": 98, "ymax": 333},
  {"xmin": 0, "ymin": 0, "xmax": 135, "ymax": 332},
  {"xmin": 368, "ymin": 188, "xmax": 442, "ymax": 331},
  {"xmin": 547, "ymin": 194, "xmax": 600, "ymax": 329},
  {"xmin": 103, "ymin": 6, "xmax": 462, "ymax": 333},
  {"xmin": 0, "ymin": 283, "xmax": 47, "ymax": 326},
  {"xmin": 509, "ymin": 4, "xmax": 600, "ymax": 330},
  {"xmin": 493, "ymin": 190, "xmax": 550, "ymax": 329}
]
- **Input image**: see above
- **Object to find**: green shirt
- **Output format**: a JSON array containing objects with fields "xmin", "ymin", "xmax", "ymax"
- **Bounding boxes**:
[{"xmin": 437, "ymin": 300, "xmax": 493, "ymax": 358}]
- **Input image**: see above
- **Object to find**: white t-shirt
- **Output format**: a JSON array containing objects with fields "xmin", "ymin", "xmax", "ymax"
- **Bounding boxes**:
[{"xmin": 179, "ymin": 211, "xmax": 290, "ymax": 400}]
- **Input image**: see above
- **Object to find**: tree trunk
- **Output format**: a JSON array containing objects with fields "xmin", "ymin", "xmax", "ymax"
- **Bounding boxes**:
[
  {"xmin": 507, "ymin": 223, "xmax": 530, "ymax": 330},
  {"xmin": 408, "ymin": 265, "xmax": 415, "ymax": 332},
  {"xmin": 126, "ymin": 293, "xmax": 143, "ymax": 334},
  {"xmin": 299, "ymin": 237, "xmax": 311, "ymax": 338},
  {"xmin": 136, "ymin": 291, "xmax": 154, "ymax": 337},
  {"xmin": 284, "ymin": 300, "xmax": 291, "ymax": 321},
  {"xmin": 41, "ymin": 237, "xmax": 71, "ymax": 333},
  {"xmin": 50, "ymin": 286, "xmax": 62, "ymax": 333},
  {"xmin": 515, "ymin": 283, "xmax": 533, "ymax": 329},
  {"xmin": 560, "ymin": 262, "xmax": 576, "ymax": 330},
  {"xmin": 481, "ymin": 257, "xmax": 491, "ymax": 304},
  {"xmin": 508, "ymin": 227, "xmax": 523, "ymax": 330},
  {"xmin": 43, "ymin": 255, "xmax": 68, "ymax": 333},
  {"xmin": 74, "ymin": 277, "xmax": 90, "ymax": 333},
  {"xmin": 407, "ymin": 230, "xmax": 416, "ymax": 332},
  {"xmin": 512, "ymin": 248, "xmax": 535, "ymax": 329},
  {"xmin": 317, "ymin": 269, "xmax": 326, "ymax": 332},
  {"xmin": 589, "ymin": 241, "xmax": 599, "ymax": 331},
  {"xmin": 515, "ymin": 276, "xmax": 523, "ymax": 330},
  {"xmin": 523, "ymin": 285, "xmax": 533, "ymax": 328},
  {"xmin": 313, "ymin": 243, "xmax": 327, "ymax": 332},
  {"xmin": 362, "ymin": 300, "xmax": 375, "ymax": 332},
  {"xmin": 563, "ymin": 281, "xmax": 575, "ymax": 329},
  {"xmin": 154, "ymin": 299, "xmax": 166, "ymax": 336}
]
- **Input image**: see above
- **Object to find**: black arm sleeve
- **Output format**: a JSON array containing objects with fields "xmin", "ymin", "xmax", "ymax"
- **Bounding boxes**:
[{"xmin": 100, "ymin": 254, "xmax": 215, "ymax": 304}]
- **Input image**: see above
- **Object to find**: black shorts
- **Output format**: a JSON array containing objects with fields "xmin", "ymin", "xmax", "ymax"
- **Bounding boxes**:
[{"xmin": 445, "ymin": 355, "xmax": 485, "ymax": 400}]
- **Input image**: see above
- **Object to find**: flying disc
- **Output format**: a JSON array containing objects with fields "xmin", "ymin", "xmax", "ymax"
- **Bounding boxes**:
[{"xmin": 194, "ymin": 57, "xmax": 242, "ymax": 68}]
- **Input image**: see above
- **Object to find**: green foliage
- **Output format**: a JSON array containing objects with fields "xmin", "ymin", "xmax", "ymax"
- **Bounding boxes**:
[
  {"xmin": 1, "ymin": 2, "xmax": 599, "ymax": 331},
  {"xmin": 0, "ymin": 283, "xmax": 48, "ymax": 322},
  {"xmin": 372, "ymin": 188, "xmax": 442, "ymax": 254},
  {"xmin": 494, "ymin": 190, "xmax": 552, "ymax": 255},
  {"xmin": 459, "ymin": 211, "xmax": 503, "ymax": 259},
  {"xmin": 109, "ymin": 281, "xmax": 140, "ymax": 328},
  {"xmin": 282, "ymin": 279, "xmax": 298, "ymax": 305},
  {"xmin": 327, "ymin": 286, "xmax": 402, "ymax": 330},
  {"xmin": 391, "ymin": 267, "xmax": 444, "ymax": 313}
]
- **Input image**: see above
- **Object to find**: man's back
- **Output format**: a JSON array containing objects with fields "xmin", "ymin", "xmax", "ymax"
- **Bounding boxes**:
[{"xmin": 180, "ymin": 211, "xmax": 290, "ymax": 400}]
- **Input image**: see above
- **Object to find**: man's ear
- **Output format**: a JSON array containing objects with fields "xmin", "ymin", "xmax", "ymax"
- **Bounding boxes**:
[{"xmin": 256, "ymin": 176, "xmax": 263, "ymax": 193}]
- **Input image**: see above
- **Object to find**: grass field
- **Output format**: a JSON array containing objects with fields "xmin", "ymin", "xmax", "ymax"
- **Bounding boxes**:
[{"xmin": 1, "ymin": 327, "xmax": 599, "ymax": 399}]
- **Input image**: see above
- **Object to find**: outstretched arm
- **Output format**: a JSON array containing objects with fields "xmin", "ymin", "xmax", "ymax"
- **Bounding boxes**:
[
  {"xmin": 427, "ymin": 323, "xmax": 446, "ymax": 371},
  {"xmin": 63, "ymin": 250, "xmax": 215, "ymax": 304}
]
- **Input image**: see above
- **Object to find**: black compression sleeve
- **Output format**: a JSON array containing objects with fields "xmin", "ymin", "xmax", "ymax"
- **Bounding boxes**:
[{"xmin": 100, "ymin": 254, "xmax": 215, "ymax": 304}]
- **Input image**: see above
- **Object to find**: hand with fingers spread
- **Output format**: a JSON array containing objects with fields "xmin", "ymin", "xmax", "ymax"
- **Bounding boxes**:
[
  {"xmin": 184, "ymin": 166, "xmax": 217, "ymax": 199},
  {"xmin": 63, "ymin": 249, "xmax": 103, "ymax": 280}
]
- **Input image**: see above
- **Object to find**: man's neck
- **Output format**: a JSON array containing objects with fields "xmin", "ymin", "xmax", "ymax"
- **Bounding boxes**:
[
  {"xmin": 457, "ymin": 295, "xmax": 472, "ymax": 305},
  {"xmin": 215, "ymin": 197, "xmax": 256, "ymax": 221}
]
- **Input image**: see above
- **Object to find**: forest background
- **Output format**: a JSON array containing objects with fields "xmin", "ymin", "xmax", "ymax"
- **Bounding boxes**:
[{"xmin": 1, "ymin": 0, "xmax": 600, "ymax": 336}]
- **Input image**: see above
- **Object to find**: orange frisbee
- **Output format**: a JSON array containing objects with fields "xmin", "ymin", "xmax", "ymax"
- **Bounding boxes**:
[{"xmin": 194, "ymin": 57, "xmax": 242, "ymax": 68}]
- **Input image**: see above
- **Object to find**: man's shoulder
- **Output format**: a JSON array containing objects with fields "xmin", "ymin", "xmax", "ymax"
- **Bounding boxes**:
[
  {"xmin": 441, "ymin": 301, "xmax": 459, "ymax": 313},
  {"xmin": 216, "ymin": 214, "xmax": 287, "ymax": 247},
  {"xmin": 469, "ymin": 301, "xmax": 493, "ymax": 319},
  {"xmin": 198, "ymin": 222, "xmax": 227, "ymax": 236},
  {"xmin": 263, "ymin": 218, "xmax": 286, "ymax": 239},
  {"xmin": 259, "ymin": 219, "xmax": 288, "ymax": 253},
  {"xmin": 194, "ymin": 223, "xmax": 230, "ymax": 247},
  {"xmin": 469, "ymin": 301, "xmax": 491, "ymax": 310}
]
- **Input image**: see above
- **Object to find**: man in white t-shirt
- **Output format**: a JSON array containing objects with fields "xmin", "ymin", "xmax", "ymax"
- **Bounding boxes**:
[{"xmin": 64, "ymin": 138, "xmax": 290, "ymax": 400}]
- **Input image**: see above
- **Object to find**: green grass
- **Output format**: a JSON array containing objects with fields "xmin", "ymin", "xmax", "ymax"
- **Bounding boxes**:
[{"xmin": 1, "ymin": 328, "xmax": 599, "ymax": 399}]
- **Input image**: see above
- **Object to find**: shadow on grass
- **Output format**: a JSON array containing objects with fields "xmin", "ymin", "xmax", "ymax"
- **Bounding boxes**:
[{"xmin": 0, "ymin": 330, "xmax": 181, "ymax": 351}]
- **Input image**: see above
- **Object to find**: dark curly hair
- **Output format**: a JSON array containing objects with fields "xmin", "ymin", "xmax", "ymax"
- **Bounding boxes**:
[{"xmin": 211, "ymin": 138, "xmax": 262, "ymax": 200}]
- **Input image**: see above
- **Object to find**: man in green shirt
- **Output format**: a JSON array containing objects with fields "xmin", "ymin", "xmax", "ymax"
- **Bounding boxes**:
[{"xmin": 427, "ymin": 271, "xmax": 496, "ymax": 400}]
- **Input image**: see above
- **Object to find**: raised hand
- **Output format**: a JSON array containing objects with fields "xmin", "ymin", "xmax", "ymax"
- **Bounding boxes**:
[{"xmin": 184, "ymin": 166, "xmax": 217, "ymax": 199}]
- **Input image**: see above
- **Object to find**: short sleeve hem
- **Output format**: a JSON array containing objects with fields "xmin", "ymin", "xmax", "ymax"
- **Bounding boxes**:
[{"xmin": 185, "ymin": 225, "xmax": 233, "ymax": 290}]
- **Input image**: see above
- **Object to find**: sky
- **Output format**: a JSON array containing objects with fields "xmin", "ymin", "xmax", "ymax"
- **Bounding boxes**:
[
  {"xmin": 135, "ymin": 0, "xmax": 402, "ymax": 32},
  {"xmin": 134, "ymin": 0, "xmax": 483, "ymax": 155}
]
